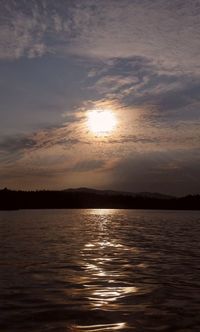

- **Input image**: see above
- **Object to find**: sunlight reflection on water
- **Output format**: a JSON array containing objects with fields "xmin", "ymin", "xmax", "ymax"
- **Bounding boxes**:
[
  {"xmin": 75, "ymin": 322, "xmax": 127, "ymax": 331},
  {"xmin": 82, "ymin": 236, "xmax": 138, "ymax": 309},
  {"xmin": 1, "ymin": 209, "xmax": 200, "ymax": 331},
  {"xmin": 71, "ymin": 209, "xmax": 141, "ymax": 330}
]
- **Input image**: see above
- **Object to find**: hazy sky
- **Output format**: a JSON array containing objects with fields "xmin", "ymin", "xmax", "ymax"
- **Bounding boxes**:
[{"xmin": 0, "ymin": 0, "xmax": 200, "ymax": 195}]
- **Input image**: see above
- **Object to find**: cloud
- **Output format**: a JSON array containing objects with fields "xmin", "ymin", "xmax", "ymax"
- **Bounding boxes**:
[
  {"xmin": 0, "ymin": 0, "xmax": 199, "ymax": 194},
  {"xmin": 64, "ymin": 0, "xmax": 200, "ymax": 73},
  {"xmin": 107, "ymin": 135, "xmax": 157, "ymax": 145},
  {"xmin": 0, "ymin": 1, "xmax": 47, "ymax": 59},
  {"xmin": 90, "ymin": 75, "xmax": 135, "ymax": 94},
  {"xmin": 0, "ymin": 0, "xmax": 200, "ymax": 74},
  {"xmin": 1, "ymin": 1, "xmax": 199, "ymax": 129},
  {"xmin": 0, "ymin": 120, "xmax": 199, "ymax": 194},
  {"xmin": 85, "ymin": 56, "xmax": 200, "ymax": 125},
  {"xmin": 0, "ymin": 122, "xmax": 83, "ymax": 165},
  {"xmin": 0, "ymin": 136, "xmax": 37, "ymax": 153}
]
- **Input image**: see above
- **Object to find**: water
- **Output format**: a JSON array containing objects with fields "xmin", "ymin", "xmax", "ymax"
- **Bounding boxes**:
[{"xmin": 0, "ymin": 209, "xmax": 200, "ymax": 332}]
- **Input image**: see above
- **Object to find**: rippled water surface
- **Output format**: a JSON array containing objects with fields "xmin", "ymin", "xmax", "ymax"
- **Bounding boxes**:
[{"xmin": 1, "ymin": 209, "xmax": 200, "ymax": 331}]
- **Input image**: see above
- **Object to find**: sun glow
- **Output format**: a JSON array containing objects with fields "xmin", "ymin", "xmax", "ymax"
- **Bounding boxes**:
[{"xmin": 87, "ymin": 109, "xmax": 117, "ymax": 135}]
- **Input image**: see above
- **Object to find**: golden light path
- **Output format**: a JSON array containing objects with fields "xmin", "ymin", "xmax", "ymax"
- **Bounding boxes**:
[
  {"xmin": 75, "ymin": 322, "xmax": 126, "ymax": 331},
  {"xmin": 87, "ymin": 109, "xmax": 117, "ymax": 135},
  {"xmin": 71, "ymin": 209, "xmax": 140, "ymax": 332}
]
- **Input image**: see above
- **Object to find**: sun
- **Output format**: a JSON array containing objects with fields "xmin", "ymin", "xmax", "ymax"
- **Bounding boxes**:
[{"xmin": 87, "ymin": 109, "xmax": 117, "ymax": 135}]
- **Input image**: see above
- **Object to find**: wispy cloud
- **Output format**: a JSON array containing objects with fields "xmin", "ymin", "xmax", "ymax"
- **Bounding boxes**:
[
  {"xmin": 0, "ymin": 136, "xmax": 37, "ymax": 153},
  {"xmin": 1, "ymin": 0, "xmax": 200, "ymax": 74},
  {"xmin": 68, "ymin": 0, "xmax": 200, "ymax": 73},
  {"xmin": 0, "ymin": 122, "xmax": 82, "ymax": 165},
  {"xmin": 85, "ymin": 55, "xmax": 200, "ymax": 127}
]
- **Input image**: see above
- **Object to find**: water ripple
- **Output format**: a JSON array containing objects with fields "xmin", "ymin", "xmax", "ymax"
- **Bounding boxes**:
[{"xmin": 0, "ymin": 209, "xmax": 200, "ymax": 331}]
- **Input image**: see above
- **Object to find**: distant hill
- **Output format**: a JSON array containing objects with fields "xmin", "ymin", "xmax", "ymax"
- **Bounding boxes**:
[
  {"xmin": 64, "ymin": 187, "xmax": 174, "ymax": 200},
  {"xmin": 0, "ymin": 187, "xmax": 199, "ymax": 210}
]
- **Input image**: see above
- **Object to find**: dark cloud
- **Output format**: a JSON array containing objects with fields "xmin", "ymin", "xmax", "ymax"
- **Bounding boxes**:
[
  {"xmin": 0, "ymin": 136, "xmax": 37, "ymax": 153},
  {"xmin": 0, "ymin": 125, "xmax": 81, "ymax": 160},
  {"xmin": 107, "ymin": 135, "xmax": 157, "ymax": 145}
]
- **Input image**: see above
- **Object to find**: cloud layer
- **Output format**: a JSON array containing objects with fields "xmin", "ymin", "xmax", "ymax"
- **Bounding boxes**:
[
  {"xmin": 1, "ymin": 0, "xmax": 200, "ymax": 72},
  {"xmin": 0, "ymin": 0, "xmax": 200, "ymax": 194}
]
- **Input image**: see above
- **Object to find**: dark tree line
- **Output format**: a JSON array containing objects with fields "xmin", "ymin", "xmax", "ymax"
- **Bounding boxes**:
[{"xmin": 0, "ymin": 188, "xmax": 200, "ymax": 210}]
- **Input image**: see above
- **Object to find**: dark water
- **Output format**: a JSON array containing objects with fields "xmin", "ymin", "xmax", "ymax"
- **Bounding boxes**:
[{"xmin": 0, "ymin": 209, "xmax": 200, "ymax": 332}]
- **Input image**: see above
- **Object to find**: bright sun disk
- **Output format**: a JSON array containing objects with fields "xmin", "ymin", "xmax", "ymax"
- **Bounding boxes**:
[{"xmin": 88, "ymin": 109, "xmax": 117, "ymax": 135}]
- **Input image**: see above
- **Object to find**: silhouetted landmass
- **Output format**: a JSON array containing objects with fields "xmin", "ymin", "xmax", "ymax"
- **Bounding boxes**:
[
  {"xmin": 0, "ymin": 187, "xmax": 199, "ymax": 210},
  {"xmin": 64, "ymin": 187, "xmax": 174, "ymax": 200}
]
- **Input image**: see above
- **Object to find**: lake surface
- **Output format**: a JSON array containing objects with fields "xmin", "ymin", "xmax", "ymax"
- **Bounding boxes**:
[{"xmin": 0, "ymin": 209, "xmax": 200, "ymax": 332}]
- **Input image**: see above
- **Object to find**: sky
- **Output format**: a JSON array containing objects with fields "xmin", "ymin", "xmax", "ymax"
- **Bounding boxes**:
[{"xmin": 0, "ymin": 0, "xmax": 200, "ymax": 195}]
